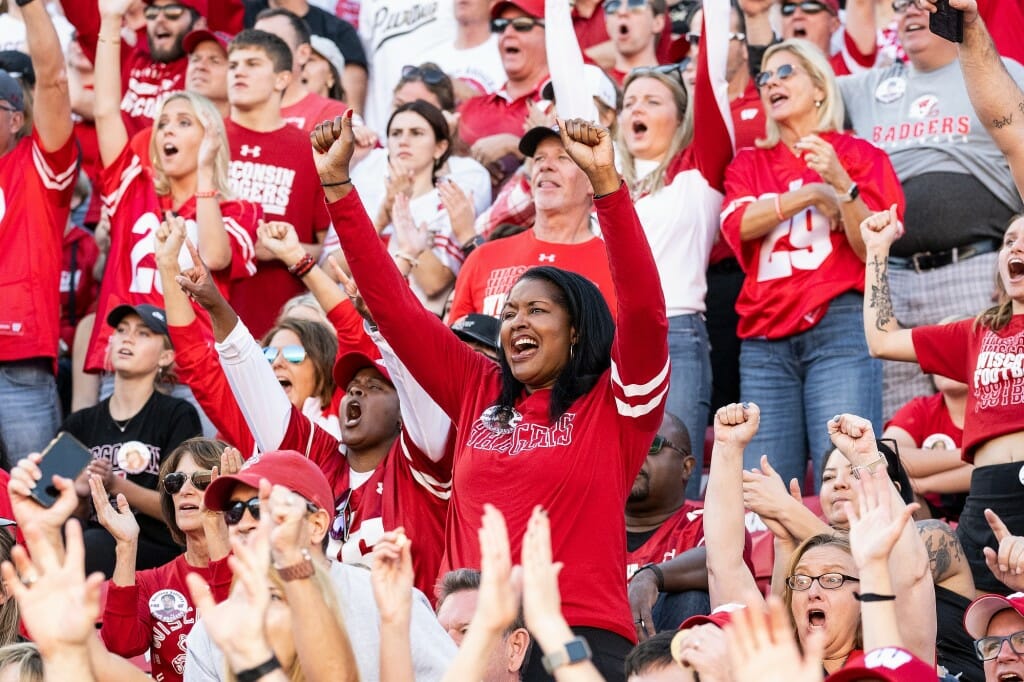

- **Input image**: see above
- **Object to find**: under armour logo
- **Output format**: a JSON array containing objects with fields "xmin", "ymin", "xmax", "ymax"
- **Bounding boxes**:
[
  {"xmin": 538, "ymin": 253, "xmax": 555, "ymax": 263},
  {"xmin": 240, "ymin": 145, "xmax": 262, "ymax": 158}
]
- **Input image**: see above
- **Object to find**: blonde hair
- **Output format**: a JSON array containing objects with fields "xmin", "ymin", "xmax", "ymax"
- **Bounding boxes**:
[
  {"xmin": 782, "ymin": 533, "xmax": 862, "ymax": 651},
  {"xmin": 756, "ymin": 39, "xmax": 845, "ymax": 149},
  {"xmin": 150, "ymin": 92, "xmax": 234, "ymax": 199},
  {"xmin": 0, "ymin": 643, "xmax": 42, "ymax": 682},
  {"xmin": 617, "ymin": 70, "xmax": 694, "ymax": 198},
  {"xmin": 225, "ymin": 564, "xmax": 347, "ymax": 682},
  {"xmin": 975, "ymin": 215, "xmax": 1024, "ymax": 332}
]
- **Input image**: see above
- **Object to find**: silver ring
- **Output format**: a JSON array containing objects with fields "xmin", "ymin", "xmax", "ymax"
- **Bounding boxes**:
[
  {"xmin": 21, "ymin": 574, "xmax": 37, "ymax": 588},
  {"xmin": 634, "ymin": 619, "xmax": 645, "ymax": 628}
]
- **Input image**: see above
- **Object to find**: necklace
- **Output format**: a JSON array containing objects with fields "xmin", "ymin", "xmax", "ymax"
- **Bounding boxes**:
[{"xmin": 111, "ymin": 414, "xmax": 133, "ymax": 433}]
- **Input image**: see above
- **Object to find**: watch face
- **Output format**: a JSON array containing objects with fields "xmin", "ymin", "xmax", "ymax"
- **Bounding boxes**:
[{"xmin": 565, "ymin": 639, "xmax": 589, "ymax": 662}]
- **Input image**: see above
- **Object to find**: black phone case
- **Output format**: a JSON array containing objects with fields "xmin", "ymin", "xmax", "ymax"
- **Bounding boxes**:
[
  {"xmin": 32, "ymin": 432, "xmax": 93, "ymax": 508},
  {"xmin": 929, "ymin": 0, "xmax": 964, "ymax": 43}
]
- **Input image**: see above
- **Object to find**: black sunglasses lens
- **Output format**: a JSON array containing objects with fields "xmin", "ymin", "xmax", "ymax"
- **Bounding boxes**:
[
  {"xmin": 163, "ymin": 473, "xmax": 185, "ymax": 494},
  {"xmin": 225, "ymin": 498, "xmax": 259, "ymax": 526}
]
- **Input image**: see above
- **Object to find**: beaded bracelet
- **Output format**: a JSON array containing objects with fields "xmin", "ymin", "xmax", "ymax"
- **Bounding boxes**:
[{"xmin": 288, "ymin": 253, "xmax": 316, "ymax": 278}]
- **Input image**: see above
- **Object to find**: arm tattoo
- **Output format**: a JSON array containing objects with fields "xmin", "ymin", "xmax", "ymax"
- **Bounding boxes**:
[
  {"xmin": 993, "ymin": 114, "xmax": 1014, "ymax": 129},
  {"xmin": 917, "ymin": 519, "xmax": 963, "ymax": 582},
  {"xmin": 868, "ymin": 254, "xmax": 894, "ymax": 331},
  {"xmin": 1019, "ymin": 101, "xmax": 1024, "ymax": 117}
]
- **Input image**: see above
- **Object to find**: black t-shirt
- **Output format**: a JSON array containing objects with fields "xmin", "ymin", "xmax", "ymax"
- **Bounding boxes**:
[
  {"xmin": 244, "ymin": 1, "xmax": 368, "ymax": 68},
  {"xmin": 62, "ymin": 391, "xmax": 202, "ymax": 549}
]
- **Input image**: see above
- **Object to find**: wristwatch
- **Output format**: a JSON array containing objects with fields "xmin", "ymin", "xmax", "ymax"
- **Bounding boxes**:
[
  {"xmin": 839, "ymin": 181, "xmax": 860, "ymax": 203},
  {"xmin": 274, "ymin": 548, "xmax": 314, "ymax": 581},
  {"xmin": 541, "ymin": 636, "xmax": 592, "ymax": 674}
]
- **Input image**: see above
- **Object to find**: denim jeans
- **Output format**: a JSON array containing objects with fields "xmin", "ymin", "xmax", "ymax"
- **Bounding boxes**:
[
  {"xmin": 0, "ymin": 359, "xmax": 60, "ymax": 462},
  {"xmin": 739, "ymin": 292, "xmax": 881, "ymax": 492},
  {"xmin": 653, "ymin": 589, "xmax": 711, "ymax": 631},
  {"xmin": 666, "ymin": 314, "xmax": 712, "ymax": 499}
]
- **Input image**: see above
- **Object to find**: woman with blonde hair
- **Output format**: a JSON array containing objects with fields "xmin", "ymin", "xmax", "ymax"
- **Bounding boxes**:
[
  {"xmin": 82, "ymin": 0, "xmax": 263, "ymax": 378},
  {"xmin": 720, "ymin": 38, "xmax": 905, "ymax": 490}
]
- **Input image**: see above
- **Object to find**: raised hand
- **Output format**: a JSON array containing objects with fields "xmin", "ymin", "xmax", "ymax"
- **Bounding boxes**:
[
  {"xmin": 266, "ymin": 481, "xmax": 314, "ymax": 567},
  {"xmin": 827, "ymin": 414, "xmax": 879, "ymax": 466},
  {"xmin": 310, "ymin": 110, "xmax": 356, "ymax": 186},
  {"xmin": 845, "ymin": 469, "xmax": 918, "ymax": 570},
  {"xmin": 9, "ymin": 454, "xmax": 80, "ymax": 543},
  {"xmin": 74, "ymin": 456, "xmax": 112, "ymax": 498},
  {"xmin": 89, "ymin": 476, "xmax": 140, "ymax": 545},
  {"xmin": 437, "ymin": 178, "xmax": 476, "ymax": 243},
  {"xmin": 155, "ymin": 212, "xmax": 189, "ymax": 269},
  {"xmin": 916, "ymin": 0, "xmax": 979, "ymax": 23},
  {"xmin": 520, "ymin": 506, "xmax": 564, "ymax": 638},
  {"xmin": 175, "ymin": 238, "xmax": 225, "ymax": 311},
  {"xmin": 725, "ymin": 597, "xmax": 825, "ymax": 682},
  {"xmin": 391, "ymin": 193, "xmax": 433, "ymax": 257},
  {"xmin": 331, "ymin": 261, "xmax": 375, "ymax": 325},
  {"xmin": 671, "ymin": 624, "xmax": 731, "ymax": 682},
  {"xmin": 256, "ymin": 220, "xmax": 304, "ymax": 265},
  {"xmin": 219, "ymin": 446, "xmax": 244, "ymax": 477},
  {"xmin": 371, "ymin": 528, "xmax": 414, "ymax": 625},
  {"xmin": 741, "ymin": 455, "xmax": 796, "ymax": 518},
  {"xmin": 197, "ymin": 111, "xmax": 222, "ymax": 172},
  {"xmin": 983, "ymin": 508, "xmax": 1024, "ymax": 591},
  {"xmin": 474, "ymin": 505, "xmax": 520, "ymax": 634},
  {"xmin": 98, "ymin": 0, "xmax": 135, "ymax": 19},
  {"xmin": 713, "ymin": 403, "xmax": 760, "ymax": 448},
  {"xmin": 556, "ymin": 118, "xmax": 619, "ymax": 196},
  {"xmin": 860, "ymin": 204, "xmax": 903, "ymax": 250}
]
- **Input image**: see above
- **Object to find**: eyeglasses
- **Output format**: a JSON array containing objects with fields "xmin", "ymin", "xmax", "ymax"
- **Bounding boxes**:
[
  {"xmin": 604, "ymin": 0, "xmax": 649, "ymax": 15},
  {"xmin": 685, "ymin": 32, "xmax": 746, "ymax": 46},
  {"xmin": 755, "ymin": 63, "xmax": 799, "ymax": 88},
  {"xmin": 780, "ymin": 1, "xmax": 835, "ymax": 16},
  {"xmin": 489, "ymin": 17, "xmax": 545, "ymax": 33},
  {"xmin": 650, "ymin": 435, "xmax": 688, "ymax": 457},
  {"xmin": 223, "ymin": 495, "xmax": 320, "ymax": 526},
  {"xmin": 262, "ymin": 345, "xmax": 307, "ymax": 364},
  {"xmin": 891, "ymin": 0, "xmax": 915, "ymax": 12},
  {"xmin": 162, "ymin": 470, "xmax": 213, "ymax": 495},
  {"xmin": 786, "ymin": 573, "xmax": 860, "ymax": 591},
  {"xmin": 330, "ymin": 489, "xmax": 353, "ymax": 542},
  {"xmin": 143, "ymin": 3, "xmax": 190, "ymax": 20},
  {"xmin": 401, "ymin": 64, "xmax": 448, "ymax": 86},
  {"xmin": 975, "ymin": 629, "xmax": 1024, "ymax": 661}
]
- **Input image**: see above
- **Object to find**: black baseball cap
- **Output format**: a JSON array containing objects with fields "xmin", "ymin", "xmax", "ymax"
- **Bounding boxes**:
[
  {"xmin": 450, "ymin": 314, "xmax": 500, "ymax": 352},
  {"xmin": 106, "ymin": 304, "xmax": 170, "ymax": 336},
  {"xmin": 518, "ymin": 125, "xmax": 561, "ymax": 157}
]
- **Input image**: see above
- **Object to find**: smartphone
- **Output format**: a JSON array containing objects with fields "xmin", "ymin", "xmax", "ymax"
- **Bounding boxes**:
[
  {"xmin": 929, "ymin": 0, "xmax": 963, "ymax": 43},
  {"xmin": 31, "ymin": 432, "xmax": 93, "ymax": 508}
]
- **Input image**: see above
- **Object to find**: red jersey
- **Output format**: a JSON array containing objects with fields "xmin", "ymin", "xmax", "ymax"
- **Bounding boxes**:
[
  {"xmin": 327, "ymin": 183, "xmax": 669, "ymax": 644},
  {"xmin": 981, "ymin": 0, "xmax": 1024, "ymax": 64},
  {"xmin": 225, "ymin": 121, "xmax": 331, "ymax": 337},
  {"xmin": 457, "ymin": 79, "xmax": 548, "ymax": 147},
  {"xmin": 449, "ymin": 229, "xmax": 616, "ymax": 321},
  {"xmin": 73, "ymin": 113, "xmax": 104, "ymax": 226},
  {"xmin": 0, "ymin": 131, "xmax": 78, "ymax": 364},
  {"xmin": 86, "ymin": 146, "xmax": 261, "ymax": 372},
  {"xmin": 100, "ymin": 555, "xmax": 233, "ymax": 682},
  {"xmin": 721, "ymin": 132, "xmax": 904, "ymax": 339},
  {"xmin": 829, "ymin": 30, "xmax": 877, "ymax": 77},
  {"xmin": 572, "ymin": 2, "xmax": 610, "ymax": 51},
  {"xmin": 61, "ymin": 226, "xmax": 101, "ymax": 350},
  {"xmin": 886, "ymin": 392, "xmax": 963, "ymax": 451},
  {"xmin": 912, "ymin": 316, "xmax": 1024, "ymax": 464},
  {"xmin": 626, "ymin": 504, "xmax": 706, "ymax": 579},
  {"xmin": 282, "ymin": 91, "xmax": 349, "ymax": 133}
]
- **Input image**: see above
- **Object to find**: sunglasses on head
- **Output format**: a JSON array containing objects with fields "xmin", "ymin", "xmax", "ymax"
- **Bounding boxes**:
[
  {"xmin": 603, "ymin": 0, "xmax": 649, "ymax": 15},
  {"xmin": 780, "ymin": 0, "xmax": 834, "ymax": 16},
  {"xmin": 490, "ymin": 17, "xmax": 545, "ymax": 33},
  {"xmin": 224, "ymin": 495, "xmax": 320, "ymax": 526},
  {"xmin": 329, "ymin": 489, "xmax": 353, "ymax": 542},
  {"xmin": 975, "ymin": 629, "xmax": 1024, "ymax": 661},
  {"xmin": 891, "ymin": 0, "xmax": 915, "ymax": 12},
  {"xmin": 755, "ymin": 63, "xmax": 798, "ymax": 88},
  {"xmin": 163, "ymin": 470, "xmax": 213, "ymax": 495},
  {"xmin": 629, "ymin": 61, "xmax": 688, "ymax": 90},
  {"xmin": 143, "ymin": 3, "xmax": 190, "ymax": 21},
  {"xmin": 649, "ymin": 434, "xmax": 688, "ymax": 457},
  {"xmin": 262, "ymin": 345, "xmax": 307, "ymax": 364},
  {"xmin": 401, "ymin": 64, "xmax": 447, "ymax": 85}
]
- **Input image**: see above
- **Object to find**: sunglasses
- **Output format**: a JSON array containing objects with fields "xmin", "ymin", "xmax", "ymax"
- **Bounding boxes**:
[
  {"xmin": 975, "ymin": 629, "xmax": 1024, "ymax": 661},
  {"xmin": 604, "ymin": 0, "xmax": 649, "ymax": 15},
  {"xmin": 224, "ymin": 495, "xmax": 320, "ymax": 526},
  {"xmin": 143, "ymin": 3, "xmax": 190, "ymax": 20},
  {"xmin": 490, "ymin": 17, "xmax": 545, "ymax": 33},
  {"xmin": 649, "ymin": 434, "xmax": 688, "ymax": 457},
  {"xmin": 755, "ymin": 63, "xmax": 799, "ymax": 88},
  {"xmin": 330, "ymin": 489, "xmax": 353, "ymax": 542},
  {"xmin": 401, "ymin": 64, "xmax": 448, "ymax": 85},
  {"xmin": 163, "ymin": 470, "xmax": 213, "ymax": 495},
  {"xmin": 780, "ymin": 1, "xmax": 835, "ymax": 16},
  {"xmin": 262, "ymin": 345, "xmax": 307, "ymax": 364},
  {"xmin": 891, "ymin": 0, "xmax": 915, "ymax": 12}
]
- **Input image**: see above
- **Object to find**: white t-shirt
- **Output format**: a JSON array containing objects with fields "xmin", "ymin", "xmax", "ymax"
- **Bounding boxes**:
[
  {"xmin": 358, "ymin": 0, "xmax": 456, "ymax": 134},
  {"xmin": 0, "ymin": 5, "xmax": 75, "ymax": 53},
  {"xmin": 423, "ymin": 35, "xmax": 507, "ymax": 96}
]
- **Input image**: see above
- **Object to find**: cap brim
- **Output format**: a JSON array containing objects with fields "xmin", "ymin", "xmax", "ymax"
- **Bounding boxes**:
[
  {"xmin": 964, "ymin": 594, "xmax": 1024, "ymax": 639},
  {"xmin": 106, "ymin": 304, "xmax": 139, "ymax": 329},
  {"xmin": 518, "ymin": 126, "xmax": 560, "ymax": 157},
  {"xmin": 332, "ymin": 351, "xmax": 392, "ymax": 391},
  {"xmin": 203, "ymin": 472, "xmax": 263, "ymax": 511}
]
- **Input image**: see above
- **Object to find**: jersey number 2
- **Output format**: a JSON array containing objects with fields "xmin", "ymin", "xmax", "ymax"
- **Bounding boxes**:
[{"xmin": 756, "ymin": 186, "xmax": 833, "ymax": 282}]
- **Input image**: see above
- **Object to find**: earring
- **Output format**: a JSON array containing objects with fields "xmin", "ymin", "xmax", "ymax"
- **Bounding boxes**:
[
  {"xmin": 569, "ymin": 344, "xmax": 575, "ymax": 361},
  {"xmin": 815, "ymin": 99, "xmax": 823, "ymax": 109}
]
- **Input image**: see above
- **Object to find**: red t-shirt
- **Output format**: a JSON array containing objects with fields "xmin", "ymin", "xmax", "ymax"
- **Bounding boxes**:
[
  {"xmin": 86, "ymin": 146, "xmax": 261, "ymax": 372},
  {"xmin": 981, "ymin": 0, "xmax": 1024, "ymax": 64},
  {"xmin": 572, "ymin": 2, "xmax": 610, "ymax": 51},
  {"xmin": 61, "ymin": 226, "xmax": 101, "ymax": 350},
  {"xmin": 282, "ymin": 91, "xmax": 349, "ymax": 133},
  {"xmin": 0, "ymin": 131, "xmax": 79, "ymax": 364},
  {"xmin": 327, "ymin": 183, "xmax": 670, "ymax": 644},
  {"xmin": 456, "ymin": 80, "xmax": 548, "ymax": 147},
  {"xmin": 721, "ymin": 132, "xmax": 904, "ymax": 339},
  {"xmin": 225, "ymin": 121, "xmax": 331, "ymax": 337},
  {"xmin": 912, "ymin": 316, "xmax": 1024, "ymax": 463},
  {"xmin": 73, "ymin": 113, "xmax": 104, "ymax": 226},
  {"xmin": 100, "ymin": 555, "xmax": 233, "ymax": 682},
  {"xmin": 448, "ymin": 229, "xmax": 617, "ymax": 321},
  {"xmin": 886, "ymin": 391, "xmax": 963, "ymax": 451}
]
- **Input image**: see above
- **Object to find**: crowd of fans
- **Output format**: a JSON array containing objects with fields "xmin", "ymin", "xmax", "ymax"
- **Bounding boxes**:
[{"xmin": 0, "ymin": 0, "xmax": 1024, "ymax": 679}]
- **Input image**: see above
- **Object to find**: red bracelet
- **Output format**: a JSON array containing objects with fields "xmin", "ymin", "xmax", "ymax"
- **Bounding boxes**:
[
  {"xmin": 774, "ymin": 193, "xmax": 785, "ymax": 222},
  {"xmin": 195, "ymin": 189, "xmax": 220, "ymax": 199},
  {"xmin": 288, "ymin": 253, "xmax": 316, "ymax": 278}
]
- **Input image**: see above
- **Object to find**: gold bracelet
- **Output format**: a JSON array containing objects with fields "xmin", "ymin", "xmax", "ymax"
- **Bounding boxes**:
[
  {"xmin": 393, "ymin": 251, "xmax": 419, "ymax": 269},
  {"xmin": 98, "ymin": 34, "xmax": 122, "ymax": 44}
]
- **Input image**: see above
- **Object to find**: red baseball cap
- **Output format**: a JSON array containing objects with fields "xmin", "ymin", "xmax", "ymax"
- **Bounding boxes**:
[
  {"xmin": 825, "ymin": 648, "xmax": 937, "ymax": 682},
  {"xmin": 183, "ymin": 29, "xmax": 232, "ymax": 54},
  {"xmin": 145, "ymin": 0, "xmax": 208, "ymax": 16},
  {"xmin": 490, "ymin": 0, "xmax": 544, "ymax": 20},
  {"xmin": 333, "ymin": 350, "xmax": 393, "ymax": 391},
  {"xmin": 678, "ymin": 603, "xmax": 745, "ymax": 630},
  {"xmin": 964, "ymin": 592, "xmax": 1024, "ymax": 639},
  {"xmin": 203, "ymin": 450, "xmax": 334, "ymax": 514}
]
